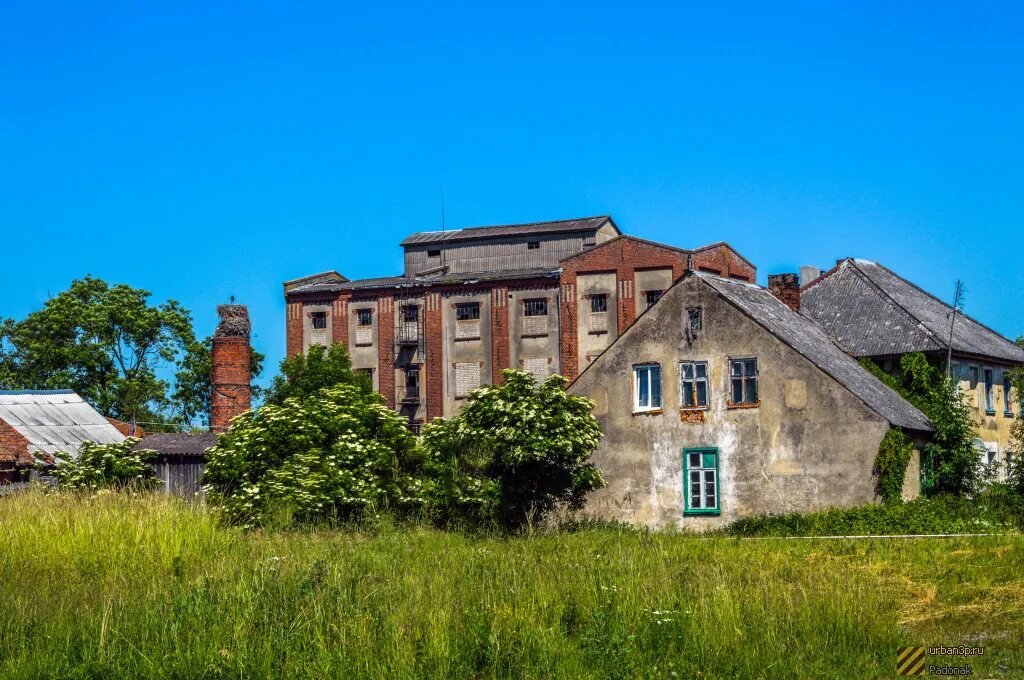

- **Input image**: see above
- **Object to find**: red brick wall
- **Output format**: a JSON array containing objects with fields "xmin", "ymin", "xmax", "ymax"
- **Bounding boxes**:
[
  {"xmin": 691, "ymin": 244, "xmax": 756, "ymax": 282},
  {"xmin": 286, "ymin": 300, "xmax": 304, "ymax": 358},
  {"xmin": 0, "ymin": 418, "xmax": 31, "ymax": 468},
  {"xmin": 490, "ymin": 287, "xmax": 510, "ymax": 385},
  {"xmin": 424, "ymin": 292, "xmax": 444, "ymax": 420},
  {"xmin": 376, "ymin": 296, "xmax": 396, "ymax": 409},
  {"xmin": 211, "ymin": 336, "xmax": 251, "ymax": 433},
  {"xmin": 332, "ymin": 293, "xmax": 349, "ymax": 355}
]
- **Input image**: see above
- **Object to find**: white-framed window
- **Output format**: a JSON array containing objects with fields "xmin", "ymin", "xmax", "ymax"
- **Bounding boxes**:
[
  {"xmin": 680, "ymin": 361, "xmax": 709, "ymax": 409},
  {"xmin": 633, "ymin": 363, "xmax": 662, "ymax": 412},
  {"xmin": 729, "ymin": 358, "xmax": 758, "ymax": 406}
]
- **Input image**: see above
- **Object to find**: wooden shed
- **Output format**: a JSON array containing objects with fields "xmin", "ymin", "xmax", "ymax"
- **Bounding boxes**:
[{"xmin": 134, "ymin": 432, "xmax": 218, "ymax": 498}]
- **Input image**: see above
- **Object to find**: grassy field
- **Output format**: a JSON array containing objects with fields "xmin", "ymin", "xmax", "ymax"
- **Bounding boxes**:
[{"xmin": 1, "ymin": 492, "xmax": 1021, "ymax": 679}]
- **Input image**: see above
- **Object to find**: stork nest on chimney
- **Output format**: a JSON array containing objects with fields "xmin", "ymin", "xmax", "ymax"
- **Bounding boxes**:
[{"xmin": 215, "ymin": 304, "xmax": 251, "ymax": 338}]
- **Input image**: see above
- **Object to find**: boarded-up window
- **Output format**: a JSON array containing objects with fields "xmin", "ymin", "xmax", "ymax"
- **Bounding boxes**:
[
  {"xmin": 455, "ymin": 362, "xmax": 481, "ymax": 398},
  {"xmin": 523, "ymin": 358, "xmax": 549, "ymax": 381},
  {"xmin": 455, "ymin": 320, "xmax": 481, "ymax": 340}
]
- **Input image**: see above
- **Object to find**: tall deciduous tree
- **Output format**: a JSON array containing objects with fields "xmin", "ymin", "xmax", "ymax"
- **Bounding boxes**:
[{"xmin": 0, "ymin": 276, "xmax": 195, "ymax": 424}]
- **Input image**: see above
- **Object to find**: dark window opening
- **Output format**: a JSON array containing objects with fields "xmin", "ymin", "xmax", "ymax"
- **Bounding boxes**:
[
  {"xmin": 311, "ymin": 311, "xmax": 327, "ymax": 329},
  {"xmin": 356, "ymin": 309, "xmax": 373, "ymax": 326},
  {"xmin": 527, "ymin": 241, "xmax": 541, "ymax": 250},
  {"xmin": 644, "ymin": 290, "xmax": 663, "ymax": 309},
  {"xmin": 427, "ymin": 249, "xmax": 441, "ymax": 258},
  {"xmin": 687, "ymin": 306, "xmax": 702, "ymax": 331},
  {"xmin": 524, "ymin": 298, "xmax": 548, "ymax": 316},
  {"xmin": 582, "ymin": 241, "xmax": 596, "ymax": 249},
  {"xmin": 456, "ymin": 302, "xmax": 481, "ymax": 320},
  {"xmin": 730, "ymin": 358, "xmax": 758, "ymax": 405},
  {"xmin": 406, "ymin": 367, "xmax": 420, "ymax": 392},
  {"xmin": 403, "ymin": 305, "xmax": 419, "ymax": 323},
  {"xmin": 590, "ymin": 293, "xmax": 608, "ymax": 313}
]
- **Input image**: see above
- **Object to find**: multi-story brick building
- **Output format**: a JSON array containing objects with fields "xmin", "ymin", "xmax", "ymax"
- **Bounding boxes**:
[{"xmin": 284, "ymin": 216, "xmax": 755, "ymax": 428}]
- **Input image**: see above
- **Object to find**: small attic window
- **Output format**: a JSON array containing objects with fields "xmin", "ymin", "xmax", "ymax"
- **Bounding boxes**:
[
  {"xmin": 427, "ymin": 249, "xmax": 441, "ymax": 258},
  {"xmin": 527, "ymin": 241, "xmax": 541, "ymax": 250}
]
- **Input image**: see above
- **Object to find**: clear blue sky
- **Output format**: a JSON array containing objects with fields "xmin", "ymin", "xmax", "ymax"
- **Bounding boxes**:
[{"xmin": 2, "ymin": 2, "xmax": 1022, "ymax": 389}]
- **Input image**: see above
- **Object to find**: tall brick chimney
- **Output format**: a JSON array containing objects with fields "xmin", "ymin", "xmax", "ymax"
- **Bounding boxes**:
[
  {"xmin": 211, "ymin": 304, "xmax": 252, "ymax": 433},
  {"xmin": 767, "ymin": 274, "xmax": 801, "ymax": 313}
]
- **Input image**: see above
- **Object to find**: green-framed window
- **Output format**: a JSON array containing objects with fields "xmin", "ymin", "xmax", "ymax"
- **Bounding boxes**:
[{"xmin": 683, "ymin": 447, "xmax": 720, "ymax": 515}]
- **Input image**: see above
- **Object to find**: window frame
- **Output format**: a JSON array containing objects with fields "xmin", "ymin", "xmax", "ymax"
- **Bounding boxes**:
[
  {"xmin": 632, "ymin": 363, "xmax": 663, "ymax": 414},
  {"xmin": 728, "ymin": 357, "xmax": 759, "ymax": 407},
  {"xmin": 356, "ymin": 308, "xmax": 373, "ymax": 327},
  {"xmin": 590, "ymin": 293, "xmax": 608, "ymax": 314},
  {"xmin": 686, "ymin": 306, "xmax": 702, "ymax": 331},
  {"xmin": 402, "ymin": 304, "xmax": 419, "ymax": 323},
  {"xmin": 1005, "ymin": 372, "xmax": 1014, "ymax": 416},
  {"xmin": 679, "ymin": 360, "xmax": 710, "ymax": 410},
  {"xmin": 984, "ymin": 368, "xmax": 995, "ymax": 415},
  {"xmin": 455, "ymin": 302, "xmax": 481, "ymax": 321},
  {"xmin": 644, "ymin": 289, "xmax": 663, "ymax": 309},
  {"xmin": 527, "ymin": 241, "xmax": 541, "ymax": 250},
  {"xmin": 523, "ymin": 298, "xmax": 548, "ymax": 317},
  {"xmin": 427, "ymin": 249, "xmax": 441, "ymax": 258},
  {"xmin": 683, "ymin": 447, "xmax": 720, "ymax": 516},
  {"xmin": 310, "ymin": 311, "xmax": 328, "ymax": 330}
]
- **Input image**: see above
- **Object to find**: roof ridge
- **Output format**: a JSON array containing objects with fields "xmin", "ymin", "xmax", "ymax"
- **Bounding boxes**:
[{"xmin": 843, "ymin": 260, "xmax": 947, "ymax": 350}]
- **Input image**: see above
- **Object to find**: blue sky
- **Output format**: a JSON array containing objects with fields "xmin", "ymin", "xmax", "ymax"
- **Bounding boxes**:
[{"xmin": 2, "ymin": 2, "xmax": 1022, "ymax": 390}]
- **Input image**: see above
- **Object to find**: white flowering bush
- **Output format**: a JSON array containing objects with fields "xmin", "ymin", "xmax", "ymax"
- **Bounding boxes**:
[
  {"xmin": 48, "ymin": 437, "xmax": 159, "ymax": 491},
  {"xmin": 202, "ymin": 384, "xmax": 424, "ymax": 527},
  {"xmin": 421, "ymin": 369, "xmax": 604, "ymax": 530}
]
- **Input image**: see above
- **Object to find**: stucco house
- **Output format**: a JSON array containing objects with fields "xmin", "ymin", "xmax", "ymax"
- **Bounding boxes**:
[
  {"xmin": 801, "ymin": 258, "xmax": 1024, "ymax": 478},
  {"xmin": 569, "ymin": 271, "xmax": 931, "ymax": 530}
]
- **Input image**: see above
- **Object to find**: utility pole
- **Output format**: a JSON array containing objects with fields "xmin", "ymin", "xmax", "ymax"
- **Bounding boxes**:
[{"xmin": 946, "ymin": 280, "xmax": 965, "ymax": 378}]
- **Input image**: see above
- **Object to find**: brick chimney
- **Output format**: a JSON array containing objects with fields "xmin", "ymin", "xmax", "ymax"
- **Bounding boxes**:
[
  {"xmin": 767, "ymin": 274, "xmax": 801, "ymax": 313},
  {"xmin": 211, "ymin": 304, "xmax": 252, "ymax": 433}
]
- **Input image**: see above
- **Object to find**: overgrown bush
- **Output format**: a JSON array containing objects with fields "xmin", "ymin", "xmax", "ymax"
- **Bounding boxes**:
[
  {"xmin": 47, "ymin": 437, "xmax": 159, "ymax": 491},
  {"xmin": 421, "ymin": 369, "xmax": 605, "ymax": 531},
  {"xmin": 202, "ymin": 384, "xmax": 425, "ymax": 528},
  {"xmin": 266, "ymin": 343, "xmax": 371, "ymax": 406},
  {"xmin": 874, "ymin": 427, "xmax": 913, "ymax": 504},
  {"xmin": 721, "ymin": 494, "xmax": 1020, "ymax": 537},
  {"xmin": 860, "ymin": 353, "xmax": 978, "ymax": 496}
]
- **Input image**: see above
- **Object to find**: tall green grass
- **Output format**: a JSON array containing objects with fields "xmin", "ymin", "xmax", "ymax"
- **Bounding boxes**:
[{"xmin": 1, "ymin": 491, "xmax": 1021, "ymax": 679}]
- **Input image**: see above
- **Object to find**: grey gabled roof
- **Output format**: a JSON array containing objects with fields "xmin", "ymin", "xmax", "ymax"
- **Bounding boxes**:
[
  {"xmin": 802, "ymin": 259, "xmax": 1024, "ymax": 364},
  {"xmin": 134, "ymin": 432, "xmax": 219, "ymax": 458},
  {"xmin": 697, "ymin": 273, "xmax": 933, "ymax": 433},
  {"xmin": 0, "ymin": 390, "xmax": 125, "ymax": 457},
  {"xmin": 400, "ymin": 216, "xmax": 616, "ymax": 246}
]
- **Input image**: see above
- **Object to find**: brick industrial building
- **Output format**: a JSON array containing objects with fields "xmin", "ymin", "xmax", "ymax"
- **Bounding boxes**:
[{"xmin": 284, "ymin": 216, "xmax": 755, "ymax": 428}]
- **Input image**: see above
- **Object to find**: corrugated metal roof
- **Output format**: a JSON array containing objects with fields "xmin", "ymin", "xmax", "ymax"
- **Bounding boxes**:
[
  {"xmin": 697, "ymin": 273, "xmax": 933, "ymax": 432},
  {"xmin": 287, "ymin": 267, "xmax": 561, "ymax": 294},
  {"xmin": 400, "ymin": 216, "xmax": 614, "ymax": 246},
  {"xmin": 0, "ymin": 391, "xmax": 125, "ymax": 457},
  {"xmin": 802, "ymin": 259, "xmax": 1024, "ymax": 364}
]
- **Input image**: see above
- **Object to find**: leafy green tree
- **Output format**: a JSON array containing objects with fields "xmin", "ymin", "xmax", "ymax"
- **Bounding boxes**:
[
  {"xmin": 0, "ymin": 276, "xmax": 194, "ymax": 424},
  {"xmin": 202, "ymin": 384, "xmax": 424, "ymax": 527},
  {"xmin": 1006, "ymin": 337, "xmax": 1024, "ymax": 494},
  {"xmin": 421, "ymin": 369, "xmax": 605, "ymax": 531},
  {"xmin": 860, "ymin": 353, "xmax": 978, "ymax": 497},
  {"xmin": 48, "ymin": 438, "xmax": 159, "ymax": 491},
  {"xmin": 172, "ymin": 336, "xmax": 265, "ymax": 426},
  {"xmin": 265, "ymin": 343, "xmax": 370, "ymax": 405}
]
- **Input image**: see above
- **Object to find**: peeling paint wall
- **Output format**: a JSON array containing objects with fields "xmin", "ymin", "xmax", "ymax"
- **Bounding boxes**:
[{"xmin": 570, "ymin": 276, "xmax": 892, "ymax": 531}]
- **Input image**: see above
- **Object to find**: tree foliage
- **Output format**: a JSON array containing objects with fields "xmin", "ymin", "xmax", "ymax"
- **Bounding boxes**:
[
  {"xmin": 48, "ymin": 438, "xmax": 159, "ymax": 491},
  {"xmin": 874, "ymin": 427, "xmax": 913, "ymax": 504},
  {"xmin": 860, "ymin": 353, "xmax": 978, "ymax": 497},
  {"xmin": 202, "ymin": 385, "xmax": 424, "ymax": 528},
  {"xmin": 1006, "ymin": 336, "xmax": 1024, "ymax": 494},
  {"xmin": 421, "ymin": 369, "xmax": 605, "ymax": 530},
  {"xmin": 265, "ymin": 343, "xmax": 370, "ymax": 406},
  {"xmin": 0, "ymin": 276, "xmax": 195, "ymax": 423},
  {"xmin": 172, "ymin": 336, "xmax": 265, "ymax": 426}
]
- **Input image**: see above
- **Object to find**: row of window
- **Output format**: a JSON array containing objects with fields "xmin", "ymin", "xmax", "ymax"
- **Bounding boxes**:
[
  {"xmin": 633, "ymin": 359, "xmax": 759, "ymax": 412},
  {"xmin": 952, "ymin": 362, "xmax": 1018, "ymax": 415}
]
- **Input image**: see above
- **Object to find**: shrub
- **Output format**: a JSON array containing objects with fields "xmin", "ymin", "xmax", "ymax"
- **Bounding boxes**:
[
  {"xmin": 201, "ymin": 384, "xmax": 425, "ymax": 528},
  {"xmin": 420, "ymin": 369, "xmax": 604, "ymax": 531},
  {"xmin": 47, "ymin": 437, "xmax": 159, "ymax": 491},
  {"xmin": 874, "ymin": 427, "xmax": 913, "ymax": 504},
  {"xmin": 265, "ymin": 343, "xmax": 371, "ymax": 406}
]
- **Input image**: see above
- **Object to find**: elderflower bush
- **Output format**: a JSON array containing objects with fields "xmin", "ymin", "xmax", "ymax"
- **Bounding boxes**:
[
  {"xmin": 48, "ymin": 437, "xmax": 159, "ymax": 491},
  {"xmin": 421, "ymin": 369, "xmax": 604, "ymax": 530},
  {"xmin": 202, "ymin": 384, "xmax": 425, "ymax": 527}
]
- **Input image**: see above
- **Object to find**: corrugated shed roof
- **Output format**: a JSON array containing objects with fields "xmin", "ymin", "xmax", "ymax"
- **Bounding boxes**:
[
  {"xmin": 0, "ymin": 391, "xmax": 125, "ymax": 457},
  {"xmin": 698, "ymin": 273, "xmax": 933, "ymax": 432},
  {"xmin": 400, "ymin": 216, "xmax": 615, "ymax": 246},
  {"xmin": 287, "ymin": 267, "xmax": 561, "ymax": 294},
  {"xmin": 802, "ymin": 259, "xmax": 1024, "ymax": 364},
  {"xmin": 135, "ymin": 432, "xmax": 219, "ymax": 458}
]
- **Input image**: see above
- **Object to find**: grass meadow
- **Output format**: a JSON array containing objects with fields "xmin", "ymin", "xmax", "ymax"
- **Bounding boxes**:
[{"xmin": 1, "ymin": 491, "xmax": 1021, "ymax": 679}]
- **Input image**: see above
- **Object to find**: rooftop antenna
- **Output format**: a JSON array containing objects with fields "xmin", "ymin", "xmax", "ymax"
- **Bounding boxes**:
[{"xmin": 946, "ymin": 280, "xmax": 965, "ymax": 378}]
